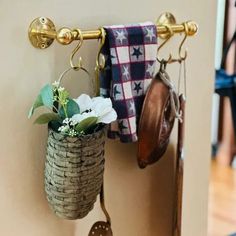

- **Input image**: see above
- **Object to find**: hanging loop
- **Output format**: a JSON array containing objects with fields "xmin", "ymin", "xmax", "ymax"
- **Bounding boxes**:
[
  {"xmin": 157, "ymin": 24, "xmax": 174, "ymax": 64},
  {"xmin": 70, "ymin": 28, "xmax": 84, "ymax": 70},
  {"xmin": 159, "ymin": 59, "xmax": 167, "ymax": 72},
  {"xmin": 54, "ymin": 66, "xmax": 91, "ymax": 109},
  {"xmin": 159, "ymin": 70, "xmax": 183, "ymax": 122},
  {"xmin": 58, "ymin": 67, "xmax": 90, "ymax": 85}
]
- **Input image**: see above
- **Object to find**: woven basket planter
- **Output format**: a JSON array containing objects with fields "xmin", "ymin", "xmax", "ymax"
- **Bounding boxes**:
[{"xmin": 45, "ymin": 127, "xmax": 106, "ymax": 220}]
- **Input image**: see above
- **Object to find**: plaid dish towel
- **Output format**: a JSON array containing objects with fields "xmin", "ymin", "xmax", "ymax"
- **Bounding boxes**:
[{"xmin": 100, "ymin": 22, "xmax": 157, "ymax": 142}]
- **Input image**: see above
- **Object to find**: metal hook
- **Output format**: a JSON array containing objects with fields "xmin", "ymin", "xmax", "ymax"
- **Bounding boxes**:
[
  {"xmin": 96, "ymin": 27, "xmax": 106, "ymax": 69},
  {"xmin": 157, "ymin": 24, "xmax": 174, "ymax": 64},
  {"xmin": 94, "ymin": 27, "xmax": 106, "ymax": 96},
  {"xmin": 70, "ymin": 28, "xmax": 84, "ymax": 70},
  {"xmin": 178, "ymin": 22, "xmax": 188, "ymax": 61},
  {"xmin": 166, "ymin": 22, "xmax": 188, "ymax": 64}
]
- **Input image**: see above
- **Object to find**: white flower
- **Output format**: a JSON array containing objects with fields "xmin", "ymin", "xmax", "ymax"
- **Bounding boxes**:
[
  {"xmin": 58, "ymin": 86, "xmax": 65, "ymax": 92},
  {"xmin": 52, "ymin": 80, "xmax": 60, "ymax": 87},
  {"xmin": 73, "ymin": 94, "xmax": 117, "ymax": 125},
  {"xmin": 58, "ymin": 125, "xmax": 69, "ymax": 132},
  {"xmin": 69, "ymin": 129, "xmax": 78, "ymax": 137},
  {"xmin": 74, "ymin": 94, "xmax": 92, "ymax": 113},
  {"xmin": 71, "ymin": 110, "xmax": 97, "ymax": 123},
  {"xmin": 70, "ymin": 119, "xmax": 78, "ymax": 126},
  {"xmin": 63, "ymin": 118, "xmax": 71, "ymax": 124},
  {"xmin": 91, "ymin": 97, "xmax": 117, "ymax": 124}
]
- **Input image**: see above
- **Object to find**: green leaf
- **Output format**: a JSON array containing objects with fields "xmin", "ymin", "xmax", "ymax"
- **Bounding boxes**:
[
  {"xmin": 40, "ymin": 84, "xmax": 53, "ymax": 108},
  {"xmin": 34, "ymin": 113, "xmax": 60, "ymax": 125},
  {"xmin": 28, "ymin": 107, "xmax": 34, "ymax": 118},
  {"xmin": 58, "ymin": 107, "xmax": 66, "ymax": 119},
  {"xmin": 49, "ymin": 120, "xmax": 62, "ymax": 131},
  {"xmin": 66, "ymin": 99, "xmax": 80, "ymax": 117},
  {"xmin": 75, "ymin": 117, "xmax": 98, "ymax": 133},
  {"xmin": 28, "ymin": 94, "xmax": 43, "ymax": 118},
  {"xmin": 33, "ymin": 94, "xmax": 43, "ymax": 109},
  {"xmin": 59, "ymin": 99, "xmax": 80, "ymax": 119}
]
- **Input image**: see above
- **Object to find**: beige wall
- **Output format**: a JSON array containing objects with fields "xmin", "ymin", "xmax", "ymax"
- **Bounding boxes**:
[{"xmin": 0, "ymin": 1, "xmax": 216, "ymax": 235}]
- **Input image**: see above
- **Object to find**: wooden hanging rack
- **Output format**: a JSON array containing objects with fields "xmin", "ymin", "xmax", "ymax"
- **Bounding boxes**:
[{"xmin": 28, "ymin": 12, "xmax": 198, "ymax": 49}]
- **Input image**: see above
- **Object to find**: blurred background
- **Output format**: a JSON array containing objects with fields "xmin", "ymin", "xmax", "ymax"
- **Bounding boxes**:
[{"xmin": 209, "ymin": 0, "xmax": 236, "ymax": 235}]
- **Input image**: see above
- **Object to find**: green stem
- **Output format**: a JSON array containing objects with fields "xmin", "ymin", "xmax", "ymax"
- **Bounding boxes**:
[{"xmin": 63, "ymin": 104, "xmax": 68, "ymax": 118}]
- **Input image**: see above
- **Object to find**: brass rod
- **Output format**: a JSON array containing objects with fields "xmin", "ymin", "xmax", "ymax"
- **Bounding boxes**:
[
  {"xmin": 35, "ymin": 22, "xmax": 197, "ymax": 41},
  {"xmin": 158, "ymin": 24, "xmax": 187, "ymax": 34},
  {"xmin": 28, "ymin": 14, "xmax": 198, "ymax": 49},
  {"xmin": 77, "ymin": 30, "xmax": 102, "ymax": 40}
]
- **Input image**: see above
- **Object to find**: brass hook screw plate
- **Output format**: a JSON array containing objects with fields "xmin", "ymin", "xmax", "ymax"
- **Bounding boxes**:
[
  {"xmin": 28, "ymin": 17, "xmax": 56, "ymax": 49},
  {"xmin": 156, "ymin": 12, "xmax": 177, "ymax": 39}
]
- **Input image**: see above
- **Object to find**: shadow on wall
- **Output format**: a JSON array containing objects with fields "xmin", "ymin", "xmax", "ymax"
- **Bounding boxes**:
[
  {"xmin": 103, "ymin": 140, "xmax": 175, "ymax": 236},
  {"xmin": 27, "ymin": 127, "xmax": 76, "ymax": 235}
]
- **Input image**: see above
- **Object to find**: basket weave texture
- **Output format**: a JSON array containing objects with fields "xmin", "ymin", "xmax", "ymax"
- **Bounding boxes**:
[{"xmin": 45, "ymin": 127, "xmax": 106, "ymax": 220}]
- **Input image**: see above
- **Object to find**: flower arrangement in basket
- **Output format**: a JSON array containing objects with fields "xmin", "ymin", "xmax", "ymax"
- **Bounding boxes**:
[{"xmin": 28, "ymin": 74, "xmax": 117, "ymax": 219}]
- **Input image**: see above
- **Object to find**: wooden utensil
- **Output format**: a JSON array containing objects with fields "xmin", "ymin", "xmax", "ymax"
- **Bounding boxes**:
[
  {"xmin": 88, "ymin": 184, "xmax": 113, "ymax": 236},
  {"xmin": 173, "ymin": 94, "xmax": 185, "ymax": 236}
]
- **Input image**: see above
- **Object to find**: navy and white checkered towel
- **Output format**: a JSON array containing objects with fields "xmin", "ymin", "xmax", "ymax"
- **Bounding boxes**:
[{"xmin": 100, "ymin": 22, "xmax": 158, "ymax": 142}]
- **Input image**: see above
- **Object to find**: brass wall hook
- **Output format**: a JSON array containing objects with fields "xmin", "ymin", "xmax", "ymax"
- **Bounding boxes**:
[
  {"xmin": 69, "ymin": 28, "xmax": 91, "ymax": 79},
  {"xmin": 95, "ymin": 27, "xmax": 106, "ymax": 70},
  {"xmin": 178, "ymin": 22, "xmax": 189, "ymax": 61},
  {"xmin": 163, "ymin": 22, "xmax": 188, "ymax": 64},
  {"xmin": 156, "ymin": 24, "xmax": 174, "ymax": 64},
  {"xmin": 69, "ymin": 28, "xmax": 84, "ymax": 70},
  {"xmin": 95, "ymin": 27, "xmax": 106, "ymax": 96}
]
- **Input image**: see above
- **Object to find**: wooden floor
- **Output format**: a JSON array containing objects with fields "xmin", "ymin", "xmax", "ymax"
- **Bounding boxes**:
[{"xmin": 208, "ymin": 161, "xmax": 236, "ymax": 236}]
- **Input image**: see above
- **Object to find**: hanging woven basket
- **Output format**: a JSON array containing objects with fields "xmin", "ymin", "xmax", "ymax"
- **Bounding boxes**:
[{"xmin": 44, "ymin": 126, "xmax": 106, "ymax": 220}]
